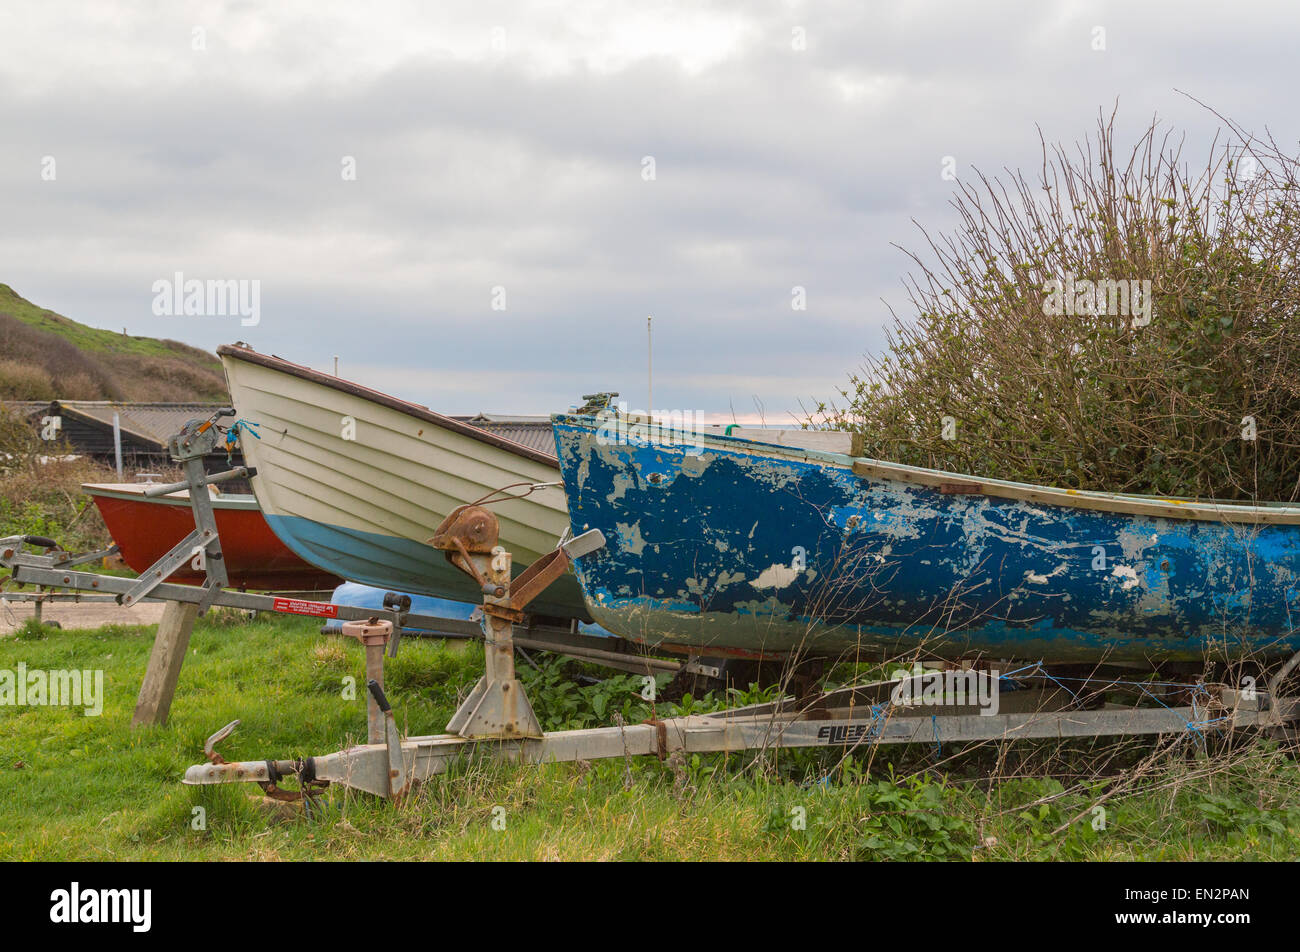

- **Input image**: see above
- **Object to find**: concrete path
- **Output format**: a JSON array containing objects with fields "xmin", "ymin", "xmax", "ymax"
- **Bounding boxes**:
[{"xmin": 0, "ymin": 597, "xmax": 165, "ymax": 636}]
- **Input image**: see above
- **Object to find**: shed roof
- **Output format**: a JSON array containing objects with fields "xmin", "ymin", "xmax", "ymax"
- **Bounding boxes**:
[
  {"xmin": 452, "ymin": 414, "xmax": 556, "ymax": 457},
  {"xmin": 4, "ymin": 400, "xmax": 229, "ymax": 448}
]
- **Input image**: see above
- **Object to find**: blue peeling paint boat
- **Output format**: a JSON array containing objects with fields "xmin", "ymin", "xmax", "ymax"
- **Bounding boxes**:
[{"xmin": 551, "ymin": 409, "xmax": 1300, "ymax": 663}]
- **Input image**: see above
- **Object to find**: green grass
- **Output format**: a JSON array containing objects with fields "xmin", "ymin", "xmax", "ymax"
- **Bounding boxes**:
[
  {"xmin": 3, "ymin": 613, "xmax": 1300, "ymax": 861},
  {"xmin": 0, "ymin": 282, "xmax": 227, "ymax": 401},
  {"xmin": 0, "ymin": 283, "xmax": 220, "ymax": 365}
]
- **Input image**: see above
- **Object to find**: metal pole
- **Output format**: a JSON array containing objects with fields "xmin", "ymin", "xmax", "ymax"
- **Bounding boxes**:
[
  {"xmin": 341, "ymin": 620, "xmax": 392, "ymax": 744},
  {"xmin": 112, "ymin": 412, "xmax": 123, "ymax": 479},
  {"xmin": 647, "ymin": 315, "xmax": 652, "ymax": 418},
  {"xmin": 363, "ymin": 642, "xmax": 385, "ymax": 743}
]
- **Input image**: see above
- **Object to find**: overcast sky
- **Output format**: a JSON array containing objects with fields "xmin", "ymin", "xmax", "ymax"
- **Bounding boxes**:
[{"xmin": 2, "ymin": 1, "xmax": 1296, "ymax": 419}]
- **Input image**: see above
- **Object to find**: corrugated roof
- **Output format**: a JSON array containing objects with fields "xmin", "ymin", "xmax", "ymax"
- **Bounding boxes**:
[
  {"xmin": 463, "ymin": 413, "xmax": 551, "ymax": 424},
  {"xmin": 453, "ymin": 415, "xmax": 556, "ymax": 458},
  {"xmin": 1, "ymin": 400, "xmax": 54, "ymax": 418}
]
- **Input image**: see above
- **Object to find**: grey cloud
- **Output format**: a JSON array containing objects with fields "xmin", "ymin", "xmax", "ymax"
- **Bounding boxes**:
[{"xmin": 1, "ymin": 0, "xmax": 1295, "ymax": 415}]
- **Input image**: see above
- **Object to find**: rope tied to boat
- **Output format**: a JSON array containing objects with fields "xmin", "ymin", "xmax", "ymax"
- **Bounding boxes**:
[
  {"xmin": 999, "ymin": 661, "xmax": 1082, "ymax": 703},
  {"xmin": 1140, "ymin": 682, "xmax": 1230, "ymax": 741},
  {"xmin": 223, "ymin": 418, "xmax": 262, "ymax": 460},
  {"xmin": 467, "ymin": 481, "xmax": 563, "ymax": 508}
]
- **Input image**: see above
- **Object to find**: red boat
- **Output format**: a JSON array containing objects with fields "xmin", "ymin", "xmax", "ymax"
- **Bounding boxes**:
[{"xmin": 83, "ymin": 482, "xmax": 342, "ymax": 592}]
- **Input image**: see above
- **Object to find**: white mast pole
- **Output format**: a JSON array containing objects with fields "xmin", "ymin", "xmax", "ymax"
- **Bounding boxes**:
[{"xmin": 647, "ymin": 315, "xmax": 653, "ymax": 421}]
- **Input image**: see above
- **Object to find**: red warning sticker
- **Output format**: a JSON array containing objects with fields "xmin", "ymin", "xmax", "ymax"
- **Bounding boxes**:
[{"xmin": 272, "ymin": 598, "xmax": 339, "ymax": 618}]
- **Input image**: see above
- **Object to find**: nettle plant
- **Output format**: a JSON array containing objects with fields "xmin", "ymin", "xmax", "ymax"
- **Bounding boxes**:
[{"xmin": 819, "ymin": 108, "xmax": 1300, "ymax": 501}]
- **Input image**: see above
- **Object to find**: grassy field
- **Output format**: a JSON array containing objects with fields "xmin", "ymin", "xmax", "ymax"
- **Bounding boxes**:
[
  {"xmin": 0, "ymin": 282, "xmax": 227, "ymax": 401},
  {"xmin": 2, "ymin": 611, "xmax": 1300, "ymax": 861},
  {"xmin": 0, "ymin": 283, "xmax": 222, "ymax": 365}
]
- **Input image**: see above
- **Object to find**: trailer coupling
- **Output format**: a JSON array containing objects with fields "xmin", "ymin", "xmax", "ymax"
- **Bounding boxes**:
[{"xmin": 186, "ymin": 684, "xmax": 408, "ymax": 800}]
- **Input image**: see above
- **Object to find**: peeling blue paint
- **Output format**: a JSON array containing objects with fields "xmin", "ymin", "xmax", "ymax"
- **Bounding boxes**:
[{"xmin": 552, "ymin": 413, "xmax": 1300, "ymax": 662}]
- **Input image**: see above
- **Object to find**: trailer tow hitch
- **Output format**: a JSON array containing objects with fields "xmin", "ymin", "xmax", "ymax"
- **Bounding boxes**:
[{"xmin": 201, "ymin": 719, "xmax": 327, "ymax": 803}]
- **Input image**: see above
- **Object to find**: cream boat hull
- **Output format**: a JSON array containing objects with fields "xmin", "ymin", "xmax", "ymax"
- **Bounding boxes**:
[{"xmin": 218, "ymin": 345, "xmax": 585, "ymax": 619}]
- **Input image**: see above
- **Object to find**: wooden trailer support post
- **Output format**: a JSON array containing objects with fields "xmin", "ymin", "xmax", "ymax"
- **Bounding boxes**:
[
  {"xmin": 125, "ymin": 409, "xmax": 243, "ymax": 729},
  {"xmin": 131, "ymin": 600, "xmax": 200, "ymax": 727}
]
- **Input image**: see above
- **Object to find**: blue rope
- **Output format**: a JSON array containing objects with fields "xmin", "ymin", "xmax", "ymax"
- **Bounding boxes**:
[
  {"xmin": 997, "ymin": 662, "xmax": 1219, "ymax": 693},
  {"xmin": 224, "ymin": 419, "xmax": 262, "ymax": 458},
  {"xmin": 804, "ymin": 702, "xmax": 890, "ymax": 788},
  {"xmin": 998, "ymin": 661, "xmax": 1082, "ymax": 704},
  {"xmin": 987, "ymin": 662, "xmax": 1231, "ymax": 741},
  {"xmin": 228, "ymin": 418, "xmax": 262, "ymax": 441},
  {"xmin": 1131, "ymin": 681, "xmax": 1231, "ymax": 741}
]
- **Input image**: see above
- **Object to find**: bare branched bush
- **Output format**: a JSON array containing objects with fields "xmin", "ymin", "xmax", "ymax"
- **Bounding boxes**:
[{"xmin": 817, "ymin": 106, "xmax": 1300, "ymax": 501}]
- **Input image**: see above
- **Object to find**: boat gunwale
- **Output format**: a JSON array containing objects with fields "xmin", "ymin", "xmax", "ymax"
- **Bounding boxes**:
[
  {"xmin": 82, "ymin": 482, "xmax": 262, "ymax": 509},
  {"xmin": 551, "ymin": 412, "xmax": 1300, "ymax": 526},
  {"xmin": 218, "ymin": 344, "xmax": 559, "ymax": 468}
]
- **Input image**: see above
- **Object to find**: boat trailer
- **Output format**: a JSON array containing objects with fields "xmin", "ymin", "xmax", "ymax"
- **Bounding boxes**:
[
  {"xmin": 1, "ymin": 409, "xmax": 683, "ymax": 729},
  {"xmin": 0, "ymin": 407, "xmax": 564, "ymax": 647},
  {"xmin": 180, "ymin": 503, "xmax": 1300, "ymax": 801},
  {"xmin": 7, "ymin": 408, "xmax": 1297, "ymax": 798}
]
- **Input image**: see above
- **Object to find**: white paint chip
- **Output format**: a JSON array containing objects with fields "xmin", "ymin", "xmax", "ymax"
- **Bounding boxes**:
[{"xmin": 752, "ymin": 563, "xmax": 801, "ymax": 589}]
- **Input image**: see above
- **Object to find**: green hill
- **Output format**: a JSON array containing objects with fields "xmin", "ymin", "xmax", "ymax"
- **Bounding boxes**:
[{"xmin": 0, "ymin": 283, "xmax": 227, "ymax": 402}]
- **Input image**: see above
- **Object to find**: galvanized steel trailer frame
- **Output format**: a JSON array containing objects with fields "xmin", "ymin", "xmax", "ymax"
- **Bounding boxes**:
[
  {"xmin": 183, "ymin": 675, "xmax": 1296, "ymax": 801},
  {"xmin": 180, "ymin": 503, "xmax": 1300, "ymax": 802},
  {"xmin": 9, "ymin": 410, "xmax": 1297, "ymax": 799}
]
